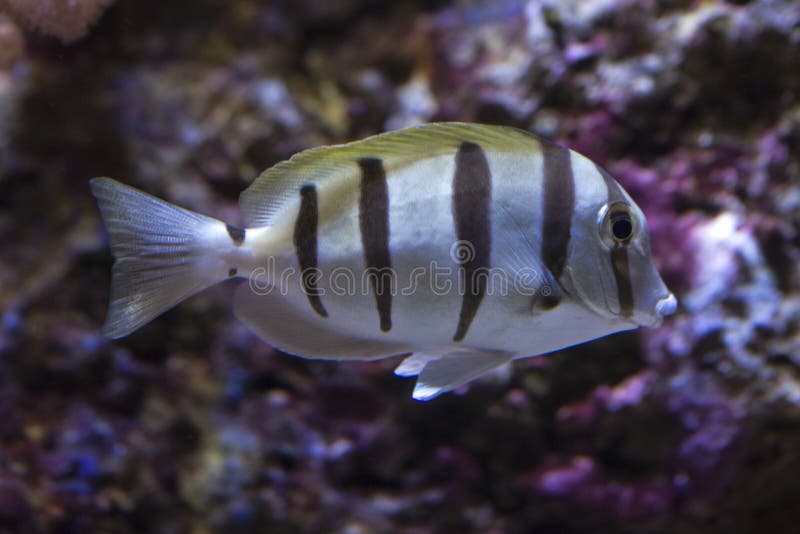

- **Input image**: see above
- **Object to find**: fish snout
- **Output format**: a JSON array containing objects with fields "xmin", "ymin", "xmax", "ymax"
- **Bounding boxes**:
[
  {"xmin": 639, "ymin": 292, "xmax": 677, "ymax": 327},
  {"xmin": 655, "ymin": 293, "xmax": 677, "ymax": 317}
]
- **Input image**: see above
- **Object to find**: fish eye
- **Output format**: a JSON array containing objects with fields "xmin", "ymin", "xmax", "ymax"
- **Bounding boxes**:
[
  {"xmin": 611, "ymin": 213, "xmax": 633, "ymax": 242},
  {"xmin": 599, "ymin": 202, "xmax": 635, "ymax": 247}
]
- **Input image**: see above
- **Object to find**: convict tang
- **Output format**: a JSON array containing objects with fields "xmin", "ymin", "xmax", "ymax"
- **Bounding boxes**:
[{"xmin": 91, "ymin": 122, "xmax": 677, "ymax": 400}]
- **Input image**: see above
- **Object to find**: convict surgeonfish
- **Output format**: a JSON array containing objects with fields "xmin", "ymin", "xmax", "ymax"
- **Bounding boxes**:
[{"xmin": 91, "ymin": 122, "xmax": 676, "ymax": 400}]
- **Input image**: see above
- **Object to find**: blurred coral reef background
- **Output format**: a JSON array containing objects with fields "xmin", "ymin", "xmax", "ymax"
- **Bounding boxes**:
[
  {"xmin": 1, "ymin": 0, "xmax": 799, "ymax": 532},
  {"xmin": 0, "ymin": 0, "xmax": 113, "ymax": 44}
]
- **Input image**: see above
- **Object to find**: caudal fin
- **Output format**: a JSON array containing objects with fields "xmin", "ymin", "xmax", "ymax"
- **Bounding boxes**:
[{"xmin": 90, "ymin": 178, "xmax": 232, "ymax": 338}]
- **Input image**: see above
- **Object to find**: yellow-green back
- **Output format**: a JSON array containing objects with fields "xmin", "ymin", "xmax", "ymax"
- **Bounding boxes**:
[{"xmin": 239, "ymin": 122, "xmax": 541, "ymax": 227}]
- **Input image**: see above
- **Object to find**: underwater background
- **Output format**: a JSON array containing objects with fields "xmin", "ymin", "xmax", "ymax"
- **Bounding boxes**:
[{"xmin": 1, "ymin": 0, "xmax": 799, "ymax": 532}]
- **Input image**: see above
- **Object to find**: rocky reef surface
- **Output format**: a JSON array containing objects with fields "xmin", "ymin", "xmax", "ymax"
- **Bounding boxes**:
[{"xmin": 0, "ymin": 0, "xmax": 799, "ymax": 532}]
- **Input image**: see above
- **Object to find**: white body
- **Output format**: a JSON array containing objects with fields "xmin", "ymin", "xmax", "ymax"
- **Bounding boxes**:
[
  {"xmin": 91, "ymin": 123, "xmax": 677, "ymax": 400},
  {"xmin": 237, "ymin": 149, "xmax": 628, "ymax": 358}
]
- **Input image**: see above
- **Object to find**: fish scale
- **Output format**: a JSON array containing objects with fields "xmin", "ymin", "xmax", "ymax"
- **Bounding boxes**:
[{"xmin": 90, "ymin": 122, "xmax": 677, "ymax": 401}]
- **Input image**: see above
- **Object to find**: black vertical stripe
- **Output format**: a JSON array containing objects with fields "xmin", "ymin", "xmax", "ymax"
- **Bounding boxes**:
[
  {"xmin": 294, "ymin": 184, "xmax": 328, "ymax": 318},
  {"xmin": 541, "ymin": 143, "xmax": 575, "ymax": 280},
  {"xmin": 596, "ymin": 163, "xmax": 634, "ymax": 317},
  {"xmin": 358, "ymin": 157, "xmax": 394, "ymax": 332},
  {"xmin": 611, "ymin": 247, "xmax": 634, "ymax": 317},
  {"xmin": 452, "ymin": 142, "xmax": 492, "ymax": 342}
]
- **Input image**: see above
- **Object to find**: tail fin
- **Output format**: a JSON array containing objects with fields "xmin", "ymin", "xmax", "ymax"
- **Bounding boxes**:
[{"xmin": 90, "ymin": 178, "xmax": 232, "ymax": 339}]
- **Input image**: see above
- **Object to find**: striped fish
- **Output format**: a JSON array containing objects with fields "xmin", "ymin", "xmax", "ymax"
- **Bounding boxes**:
[{"xmin": 91, "ymin": 123, "xmax": 676, "ymax": 400}]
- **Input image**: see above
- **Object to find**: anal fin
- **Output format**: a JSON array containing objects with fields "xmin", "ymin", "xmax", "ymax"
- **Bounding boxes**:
[
  {"xmin": 412, "ymin": 350, "xmax": 513, "ymax": 401},
  {"xmin": 233, "ymin": 284, "xmax": 410, "ymax": 360}
]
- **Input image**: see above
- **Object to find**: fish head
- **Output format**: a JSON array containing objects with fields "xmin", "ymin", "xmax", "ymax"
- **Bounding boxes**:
[{"xmin": 562, "ymin": 193, "xmax": 677, "ymax": 328}]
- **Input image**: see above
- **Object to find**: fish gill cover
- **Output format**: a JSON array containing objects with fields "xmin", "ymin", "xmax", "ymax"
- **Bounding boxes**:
[{"xmin": 0, "ymin": 0, "xmax": 799, "ymax": 532}]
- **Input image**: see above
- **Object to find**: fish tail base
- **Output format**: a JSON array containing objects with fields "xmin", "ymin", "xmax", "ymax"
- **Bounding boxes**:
[{"xmin": 90, "ymin": 177, "xmax": 233, "ymax": 339}]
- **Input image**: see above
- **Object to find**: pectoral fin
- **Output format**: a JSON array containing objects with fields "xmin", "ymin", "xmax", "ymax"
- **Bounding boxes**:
[
  {"xmin": 530, "ymin": 267, "xmax": 565, "ymax": 313},
  {"xmin": 494, "ymin": 202, "xmax": 565, "ymax": 313},
  {"xmin": 411, "ymin": 350, "xmax": 513, "ymax": 401}
]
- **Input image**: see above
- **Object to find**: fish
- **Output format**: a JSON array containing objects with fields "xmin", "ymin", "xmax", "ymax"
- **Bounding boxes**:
[{"xmin": 90, "ymin": 122, "xmax": 677, "ymax": 401}]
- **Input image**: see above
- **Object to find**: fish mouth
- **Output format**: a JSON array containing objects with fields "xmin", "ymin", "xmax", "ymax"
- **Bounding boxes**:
[
  {"xmin": 637, "ymin": 293, "xmax": 678, "ymax": 327},
  {"xmin": 655, "ymin": 293, "xmax": 678, "ymax": 317}
]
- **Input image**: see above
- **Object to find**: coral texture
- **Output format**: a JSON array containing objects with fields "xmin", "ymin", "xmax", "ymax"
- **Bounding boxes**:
[
  {"xmin": 0, "ymin": 14, "xmax": 23, "ymax": 68},
  {"xmin": 0, "ymin": 0, "xmax": 113, "ymax": 43}
]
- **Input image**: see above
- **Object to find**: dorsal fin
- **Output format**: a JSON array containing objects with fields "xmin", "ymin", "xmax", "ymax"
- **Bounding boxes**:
[{"xmin": 239, "ymin": 122, "xmax": 539, "ymax": 228}]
